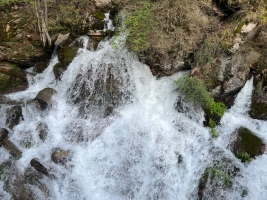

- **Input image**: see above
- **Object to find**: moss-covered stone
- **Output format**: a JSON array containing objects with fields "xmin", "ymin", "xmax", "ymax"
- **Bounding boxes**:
[
  {"xmin": 58, "ymin": 46, "xmax": 78, "ymax": 67},
  {"xmin": 249, "ymin": 99, "xmax": 267, "ymax": 120},
  {"xmin": 232, "ymin": 127, "xmax": 264, "ymax": 160},
  {"xmin": 92, "ymin": 11, "xmax": 105, "ymax": 20}
]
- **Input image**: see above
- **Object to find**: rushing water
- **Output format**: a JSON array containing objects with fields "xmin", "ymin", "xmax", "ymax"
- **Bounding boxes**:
[{"xmin": 0, "ymin": 37, "xmax": 267, "ymax": 200}]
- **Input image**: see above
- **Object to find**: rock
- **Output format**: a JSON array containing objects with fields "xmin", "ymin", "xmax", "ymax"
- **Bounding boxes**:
[
  {"xmin": 30, "ymin": 159, "xmax": 49, "ymax": 177},
  {"xmin": 241, "ymin": 23, "xmax": 257, "ymax": 34},
  {"xmin": 55, "ymin": 33, "xmax": 70, "ymax": 46},
  {"xmin": 58, "ymin": 46, "xmax": 79, "ymax": 67},
  {"xmin": 6, "ymin": 105, "xmax": 23, "ymax": 129},
  {"xmin": 2, "ymin": 138, "xmax": 22, "ymax": 159},
  {"xmin": 53, "ymin": 62, "xmax": 66, "ymax": 80},
  {"xmin": 51, "ymin": 149, "xmax": 70, "ymax": 165},
  {"xmin": 88, "ymin": 30, "xmax": 103, "ymax": 36},
  {"xmin": 104, "ymin": 104, "xmax": 114, "ymax": 117},
  {"xmin": 223, "ymin": 77, "xmax": 243, "ymax": 96},
  {"xmin": 249, "ymin": 99, "xmax": 267, "ymax": 120},
  {"xmin": 0, "ymin": 128, "xmax": 8, "ymax": 146},
  {"xmin": 37, "ymin": 122, "xmax": 48, "ymax": 141},
  {"xmin": 34, "ymin": 62, "xmax": 48, "ymax": 73},
  {"xmin": 15, "ymin": 33, "xmax": 23, "ymax": 40},
  {"xmin": 231, "ymin": 127, "xmax": 265, "ymax": 161},
  {"xmin": 35, "ymin": 88, "xmax": 57, "ymax": 110}
]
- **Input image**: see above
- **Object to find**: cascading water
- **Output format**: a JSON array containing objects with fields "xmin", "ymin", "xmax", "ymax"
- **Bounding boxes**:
[{"xmin": 0, "ymin": 37, "xmax": 267, "ymax": 200}]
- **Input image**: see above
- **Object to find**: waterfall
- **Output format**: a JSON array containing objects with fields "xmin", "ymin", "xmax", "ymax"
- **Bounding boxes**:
[{"xmin": 1, "ymin": 38, "xmax": 267, "ymax": 200}]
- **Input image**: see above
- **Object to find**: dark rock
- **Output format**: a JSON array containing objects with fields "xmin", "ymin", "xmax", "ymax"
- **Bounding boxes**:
[
  {"xmin": 6, "ymin": 105, "xmax": 22, "ymax": 129},
  {"xmin": 0, "ymin": 128, "xmax": 8, "ymax": 146},
  {"xmin": 30, "ymin": 159, "xmax": 49, "ymax": 177},
  {"xmin": 34, "ymin": 62, "xmax": 48, "ymax": 73},
  {"xmin": 231, "ymin": 127, "xmax": 264, "ymax": 160},
  {"xmin": 35, "ymin": 88, "xmax": 57, "ymax": 110},
  {"xmin": 249, "ymin": 99, "xmax": 267, "ymax": 120},
  {"xmin": 2, "ymin": 138, "xmax": 22, "ymax": 159},
  {"xmin": 37, "ymin": 122, "xmax": 48, "ymax": 141},
  {"xmin": 104, "ymin": 104, "xmax": 114, "ymax": 117},
  {"xmin": 53, "ymin": 62, "xmax": 66, "ymax": 80},
  {"xmin": 51, "ymin": 149, "xmax": 70, "ymax": 165}
]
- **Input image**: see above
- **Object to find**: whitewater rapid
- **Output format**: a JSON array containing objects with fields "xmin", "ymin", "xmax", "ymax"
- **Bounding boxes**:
[{"xmin": 0, "ymin": 37, "xmax": 267, "ymax": 200}]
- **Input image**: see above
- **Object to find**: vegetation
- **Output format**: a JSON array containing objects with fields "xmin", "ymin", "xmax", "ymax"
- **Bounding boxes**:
[
  {"xmin": 209, "ymin": 167, "xmax": 232, "ymax": 187},
  {"xmin": 176, "ymin": 76, "xmax": 227, "ymax": 116},
  {"xmin": 176, "ymin": 75, "xmax": 227, "ymax": 137},
  {"xmin": 236, "ymin": 151, "xmax": 253, "ymax": 163},
  {"xmin": 113, "ymin": 1, "xmax": 155, "ymax": 53}
]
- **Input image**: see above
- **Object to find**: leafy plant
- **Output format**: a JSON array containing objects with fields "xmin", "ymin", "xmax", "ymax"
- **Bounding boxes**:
[
  {"xmin": 236, "ymin": 151, "xmax": 253, "ymax": 163},
  {"xmin": 175, "ymin": 76, "xmax": 213, "ymax": 108}
]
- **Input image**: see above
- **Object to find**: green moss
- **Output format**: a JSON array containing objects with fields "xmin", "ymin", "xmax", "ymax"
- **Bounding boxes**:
[
  {"xmin": 92, "ymin": 11, "xmax": 105, "ymax": 20},
  {"xmin": 58, "ymin": 46, "xmax": 78, "ymax": 67},
  {"xmin": 238, "ymin": 127, "xmax": 262, "ymax": 157}
]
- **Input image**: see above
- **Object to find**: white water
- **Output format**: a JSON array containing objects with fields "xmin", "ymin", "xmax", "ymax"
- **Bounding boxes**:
[{"xmin": 0, "ymin": 38, "xmax": 267, "ymax": 200}]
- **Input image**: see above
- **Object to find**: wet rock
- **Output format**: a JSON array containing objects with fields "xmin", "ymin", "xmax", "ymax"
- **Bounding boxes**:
[
  {"xmin": 0, "ymin": 128, "xmax": 8, "ymax": 146},
  {"xmin": 34, "ymin": 62, "xmax": 48, "ymax": 73},
  {"xmin": 53, "ymin": 62, "xmax": 66, "ymax": 80},
  {"xmin": 30, "ymin": 159, "xmax": 49, "ymax": 177},
  {"xmin": 231, "ymin": 127, "xmax": 265, "ymax": 161},
  {"xmin": 2, "ymin": 138, "xmax": 22, "ymax": 159},
  {"xmin": 6, "ymin": 105, "xmax": 22, "ymax": 129},
  {"xmin": 1, "ymin": 159, "xmax": 46, "ymax": 200},
  {"xmin": 104, "ymin": 104, "xmax": 114, "ymax": 117},
  {"xmin": 249, "ymin": 99, "xmax": 267, "ymax": 120},
  {"xmin": 35, "ymin": 88, "xmax": 57, "ymax": 110},
  {"xmin": 51, "ymin": 148, "xmax": 70, "ymax": 165},
  {"xmin": 37, "ymin": 122, "xmax": 48, "ymax": 141}
]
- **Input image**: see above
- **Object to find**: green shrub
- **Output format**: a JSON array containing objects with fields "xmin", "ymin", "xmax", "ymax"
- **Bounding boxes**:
[
  {"xmin": 175, "ymin": 76, "xmax": 213, "ymax": 108},
  {"xmin": 236, "ymin": 151, "xmax": 253, "ymax": 163},
  {"xmin": 209, "ymin": 167, "xmax": 232, "ymax": 187},
  {"xmin": 210, "ymin": 101, "xmax": 227, "ymax": 117},
  {"xmin": 115, "ymin": 1, "xmax": 155, "ymax": 53}
]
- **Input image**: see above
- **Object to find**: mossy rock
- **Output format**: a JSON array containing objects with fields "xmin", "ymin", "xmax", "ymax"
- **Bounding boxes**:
[
  {"xmin": 34, "ymin": 62, "xmax": 48, "ymax": 73},
  {"xmin": 58, "ymin": 46, "xmax": 78, "ymax": 67},
  {"xmin": 233, "ymin": 127, "xmax": 264, "ymax": 159},
  {"xmin": 92, "ymin": 11, "xmax": 105, "ymax": 20},
  {"xmin": 249, "ymin": 99, "xmax": 267, "ymax": 120}
]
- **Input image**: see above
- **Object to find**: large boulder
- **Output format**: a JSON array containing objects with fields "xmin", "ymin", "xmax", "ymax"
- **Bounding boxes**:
[{"xmin": 35, "ymin": 88, "xmax": 57, "ymax": 110}]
